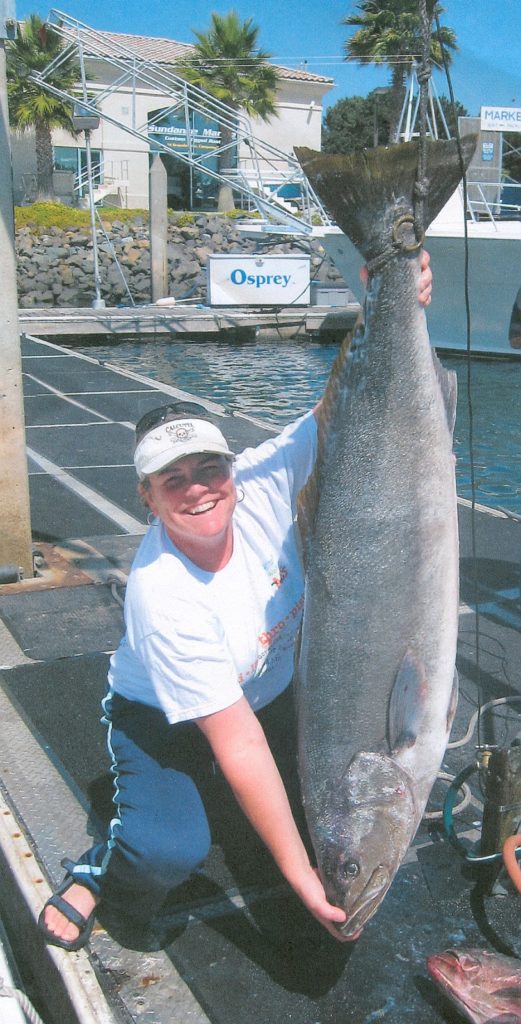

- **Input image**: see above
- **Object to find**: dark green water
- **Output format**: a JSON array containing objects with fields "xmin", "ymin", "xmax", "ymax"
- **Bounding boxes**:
[{"xmin": 77, "ymin": 336, "xmax": 521, "ymax": 516}]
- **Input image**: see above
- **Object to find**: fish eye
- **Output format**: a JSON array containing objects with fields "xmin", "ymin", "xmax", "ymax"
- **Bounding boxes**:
[{"xmin": 341, "ymin": 861, "xmax": 360, "ymax": 879}]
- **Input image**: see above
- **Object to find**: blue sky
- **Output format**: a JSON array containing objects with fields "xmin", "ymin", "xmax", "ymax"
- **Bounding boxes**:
[{"xmin": 14, "ymin": 0, "xmax": 521, "ymax": 116}]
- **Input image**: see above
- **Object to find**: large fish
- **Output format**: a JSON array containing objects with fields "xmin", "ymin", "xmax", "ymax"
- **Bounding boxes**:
[
  {"xmin": 427, "ymin": 948, "xmax": 521, "ymax": 1023},
  {"xmin": 294, "ymin": 137, "xmax": 476, "ymax": 938}
]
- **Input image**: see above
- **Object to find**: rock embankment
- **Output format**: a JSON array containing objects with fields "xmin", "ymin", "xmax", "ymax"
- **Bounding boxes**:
[{"xmin": 15, "ymin": 214, "xmax": 345, "ymax": 308}]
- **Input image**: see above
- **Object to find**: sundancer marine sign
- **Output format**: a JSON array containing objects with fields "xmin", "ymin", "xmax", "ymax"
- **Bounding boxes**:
[{"xmin": 207, "ymin": 255, "xmax": 311, "ymax": 306}]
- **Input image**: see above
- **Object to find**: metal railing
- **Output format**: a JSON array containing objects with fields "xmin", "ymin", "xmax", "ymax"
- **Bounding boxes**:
[
  {"xmin": 74, "ymin": 158, "xmax": 129, "ymax": 204},
  {"xmin": 466, "ymin": 179, "xmax": 521, "ymax": 223}
]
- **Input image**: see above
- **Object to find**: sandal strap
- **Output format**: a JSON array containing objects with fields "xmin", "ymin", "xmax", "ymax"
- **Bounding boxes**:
[
  {"xmin": 46, "ymin": 892, "xmax": 89, "ymax": 930},
  {"xmin": 61, "ymin": 857, "xmax": 80, "ymax": 875}
]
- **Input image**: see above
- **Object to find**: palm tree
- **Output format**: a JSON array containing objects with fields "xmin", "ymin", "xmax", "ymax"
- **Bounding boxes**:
[
  {"xmin": 342, "ymin": 1, "xmax": 457, "ymax": 144},
  {"xmin": 179, "ymin": 10, "xmax": 279, "ymax": 211},
  {"xmin": 7, "ymin": 14, "xmax": 78, "ymax": 199}
]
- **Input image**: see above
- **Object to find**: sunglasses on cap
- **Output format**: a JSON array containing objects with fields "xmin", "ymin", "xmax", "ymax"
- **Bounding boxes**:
[{"xmin": 135, "ymin": 403, "xmax": 211, "ymax": 443}]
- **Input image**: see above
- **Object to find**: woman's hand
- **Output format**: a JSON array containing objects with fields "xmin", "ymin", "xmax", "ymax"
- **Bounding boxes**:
[
  {"xmin": 417, "ymin": 248, "xmax": 432, "ymax": 306},
  {"xmin": 290, "ymin": 865, "xmax": 355, "ymax": 942},
  {"xmin": 360, "ymin": 248, "xmax": 432, "ymax": 306}
]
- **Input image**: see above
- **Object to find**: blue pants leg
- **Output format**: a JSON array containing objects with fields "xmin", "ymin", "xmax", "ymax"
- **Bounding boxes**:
[{"xmin": 69, "ymin": 693, "xmax": 211, "ymax": 922}]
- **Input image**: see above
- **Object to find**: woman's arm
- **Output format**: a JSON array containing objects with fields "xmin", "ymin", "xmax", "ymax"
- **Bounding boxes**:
[{"xmin": 196, "ymin": 696, "xmax": 349, "ymax": 940}]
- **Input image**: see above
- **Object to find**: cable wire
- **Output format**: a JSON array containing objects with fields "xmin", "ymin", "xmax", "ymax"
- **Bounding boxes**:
[{"xmin": 434, "ymin": 7, "xmax": 483, "ymax": 745}]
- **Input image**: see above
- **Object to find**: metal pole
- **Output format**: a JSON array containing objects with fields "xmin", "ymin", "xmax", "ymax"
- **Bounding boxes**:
[
  {"xmin": 0, "ymin": 3, "xmax": 34, "ymax": 580},
  {"xmin": 76, "ymin": 38, "xmax": 104, "ymax": 309},
  {"xmin": 149, "ymin": 152, "xmax": 168, "ymax": 302},
  {"xmin": 84, "ymin": 128, "xmax": 105, "ymax": 309}
]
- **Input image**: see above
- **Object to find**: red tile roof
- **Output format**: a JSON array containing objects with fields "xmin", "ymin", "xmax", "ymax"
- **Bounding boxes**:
[{"xmin": 90, "ymin": 29, "xmax": 333, "ymax": 85}]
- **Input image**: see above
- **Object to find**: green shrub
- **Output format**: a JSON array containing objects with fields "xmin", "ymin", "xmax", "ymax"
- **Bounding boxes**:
[
  {"xmin": 15, "ymin": 202, "xmax": 90, "ymax": 229},
  {"xmin": 170, "ymin": 211, "xmax": 195, "ymax": 226},
  {"xmin": 14, "ymin": 202, "xmax": 149, "ymax": 231}
]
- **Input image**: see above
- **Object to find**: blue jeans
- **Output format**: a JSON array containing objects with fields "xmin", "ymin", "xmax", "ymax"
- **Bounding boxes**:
[{"xmin": 69, "ymin": 693, "xmax": 213, "ymax": 922}]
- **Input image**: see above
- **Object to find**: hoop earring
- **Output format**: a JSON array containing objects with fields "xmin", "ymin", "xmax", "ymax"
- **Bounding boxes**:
[
  {"xmin": 236, "ymin": 486, "xmax": 245, "ymax": 504},
  {"xmin": 147, "ymin": 511, "xmax": 156, "ymax": 525}
]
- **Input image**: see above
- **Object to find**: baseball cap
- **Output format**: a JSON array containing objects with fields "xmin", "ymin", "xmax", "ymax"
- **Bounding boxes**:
[{"xmin": 134, "ymin": 403, "xmax": 234, "ymax": 480}]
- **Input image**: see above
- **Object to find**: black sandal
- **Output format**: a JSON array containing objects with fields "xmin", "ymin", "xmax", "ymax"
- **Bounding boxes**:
[{"xmin": 38, "ymin": 859, "xmax": 97, "ymax": 952}]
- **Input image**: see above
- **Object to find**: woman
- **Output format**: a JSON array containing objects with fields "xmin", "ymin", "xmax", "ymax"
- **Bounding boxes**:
[{"xmin": 39, "ymin": 257, "xmax": 432, "ymax": 951}]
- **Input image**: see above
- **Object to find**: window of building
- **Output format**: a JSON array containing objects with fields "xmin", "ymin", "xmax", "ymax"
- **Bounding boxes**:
[{"xmin": 53, "ymin": 146, "xmax": 103, "ymax": 196}]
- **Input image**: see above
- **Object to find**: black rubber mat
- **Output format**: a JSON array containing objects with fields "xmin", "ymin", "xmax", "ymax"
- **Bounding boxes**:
[
  {"xmin": 67, "ymin": 467, "xmax": 146, "ymax": 522},
  {"xmin": 67, "ymin": 388, "xmax": 166, "ymax": 424},
  {"xmin": 26, "ymin": 421, "xmax": 134, "ymax": 468},
  {"xmin": 23, "ymin": 355, "xmax": 150, "ymax": 394},
  {"xmin": 0, "ymin": 585, "xmax": 124, "ymax": 659},
  {"xmin": 28, "ymin": 473, "xmax": 130, "ymax": 541},
  {"xmin": 1, "ymin": 654, "xmax": 110, "ymax": 801},
  {"xmin": 24, "ymin": 394, "xmax": 100, "ymax": 425},
  {"xmin": 157, "ymin": 869, "xmax": 486, "ymax": 1024}
]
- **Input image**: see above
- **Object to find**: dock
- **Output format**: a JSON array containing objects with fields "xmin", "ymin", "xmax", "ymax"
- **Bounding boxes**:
[
  {"xmin": 1, "ymin": 334, "xmax": 521, "ymax": 1024},
  {"xmin": 18, "ymin": 302, "xmax": 360, "ymax": 341}
]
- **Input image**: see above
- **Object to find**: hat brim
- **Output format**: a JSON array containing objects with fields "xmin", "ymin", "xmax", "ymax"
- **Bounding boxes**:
[{"xmin": 134, "ymin": 418, "xmax": 234, "ymax": 480}]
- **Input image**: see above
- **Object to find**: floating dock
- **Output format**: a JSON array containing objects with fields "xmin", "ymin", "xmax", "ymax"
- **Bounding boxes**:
[
  {"xmin": 0, "ymin": 335, "xmax": 520, "ymax": 1024},
  {"xmin": 18, "ymin": 302, "xmax": 360, "ymax": 341}
]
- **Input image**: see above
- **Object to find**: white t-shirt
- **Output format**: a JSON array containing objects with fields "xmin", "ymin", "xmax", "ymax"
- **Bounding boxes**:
[{"xmin": 109, "ymin": 411, "xmax": 317, "ymax": 723}]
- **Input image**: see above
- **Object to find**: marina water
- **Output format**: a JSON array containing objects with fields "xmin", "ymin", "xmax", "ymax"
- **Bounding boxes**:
[{"xmin": 76, "ymin": 336, "xmax": 521, "ymax": 516}]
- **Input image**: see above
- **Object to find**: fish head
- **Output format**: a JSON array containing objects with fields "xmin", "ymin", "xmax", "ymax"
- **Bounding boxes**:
[
  {"xmin": 427, "ymin": 948, "xmax": 521, "ymax": 1024},
  {"xmin": 313, "ymin": 751, "xmax": 417, "ymax": 939}
]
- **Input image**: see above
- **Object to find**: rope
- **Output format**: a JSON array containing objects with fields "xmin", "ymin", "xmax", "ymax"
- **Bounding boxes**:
[
  {"xmin": 0, "ymin": 977, "xmax": 46, "ymax": 1024},
  {"xmin": 448, "ymin": 697, "xmax": 521, "ymax": 750},
  {"xmin": 423, "ymin": 771, "xmax": 472, "ymax": 821},
  {"xmin": 413, "ymin": 0, "xmax": 433, "ymax": 237},
  {"xmin": 94, "ymin": 207, "xmax": 136, "ymax": 306}
]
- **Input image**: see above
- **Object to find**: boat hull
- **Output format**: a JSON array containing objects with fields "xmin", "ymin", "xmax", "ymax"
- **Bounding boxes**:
[{"xmin": 319, "ymin": 226, "xmax": 521, "ymax": 358}]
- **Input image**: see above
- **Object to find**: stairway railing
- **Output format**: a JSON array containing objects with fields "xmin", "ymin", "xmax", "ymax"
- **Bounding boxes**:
[{"xmin": 31, "ymin": 9, "xmax": 333, "ymax": 232}]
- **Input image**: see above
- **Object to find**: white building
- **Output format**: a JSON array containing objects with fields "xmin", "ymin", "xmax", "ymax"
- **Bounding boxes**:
[{"xmin": 10, "ymin": 29, "xmax": 333, "ymax": 210}]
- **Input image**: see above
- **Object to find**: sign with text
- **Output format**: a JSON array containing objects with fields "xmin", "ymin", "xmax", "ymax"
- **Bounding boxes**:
[
  {"xmin": 207, "ymin": 255, "xmax": 311, "ymax": 307},
  {"xmin": 480, "ymin": 106, "xmax": 521, "ymax": 132},
  {"xmin": 148, "ymin": 108, "xmax": 223, "ymax": 158}
]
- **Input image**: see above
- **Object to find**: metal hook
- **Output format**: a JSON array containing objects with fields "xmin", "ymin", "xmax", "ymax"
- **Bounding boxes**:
[{"xmin": 392, "ymin": 213, "xmax": 424, "ymax": 253}]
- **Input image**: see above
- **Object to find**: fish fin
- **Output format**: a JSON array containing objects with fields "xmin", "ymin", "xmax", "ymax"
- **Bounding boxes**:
[
  {"xmin": 295, "ymin": 137, "xmax": 477, "ymax": 262},
  {"xmin": 432, "ymin": 349, "xmax": 458, "ymax": 435},
  {"xmin": 447, "ymin": 669, "xmax": 459, "ymax": 732},
  {"xmin": 297, "ymin": 321, "xmax": 360, "ymax": 562},
  {"xmin": 388, "ymin": 650, "xmax": 429, "ymax": 753}
]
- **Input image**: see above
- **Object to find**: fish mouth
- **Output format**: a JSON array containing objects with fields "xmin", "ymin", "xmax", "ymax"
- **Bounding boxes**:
[
  {"xmin": 337, "ymin": 920, "xmax": 364, "ymax": 941},
  {"xmin": 427, "ymin": 954, "xmax": 481, "ymax": 1021},
  {"xmin": 338, "ymin": 876, "xmax": 392, "ymax": 938}
]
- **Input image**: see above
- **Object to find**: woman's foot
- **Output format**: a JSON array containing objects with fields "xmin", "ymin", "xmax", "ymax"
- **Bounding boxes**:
[{"xmin": 38, "ymin": 862, "xmax": 100, "ymax": 951}]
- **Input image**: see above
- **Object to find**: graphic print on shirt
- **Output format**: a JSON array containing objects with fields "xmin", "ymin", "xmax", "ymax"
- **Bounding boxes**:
[{"xmin": 264, "ymin": 558, "xmax": 289, "ymax": 589}]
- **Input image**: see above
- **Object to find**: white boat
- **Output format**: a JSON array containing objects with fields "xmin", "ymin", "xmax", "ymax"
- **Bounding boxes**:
[{"xmin": 318, "ymin": 180, "xmax": 521, "ymax": 359}]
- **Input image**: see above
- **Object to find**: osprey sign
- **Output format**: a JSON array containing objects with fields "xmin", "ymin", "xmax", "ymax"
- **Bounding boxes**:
[
  {"xmin": 481, "ymin": 106, "xmax": 521, "ymax": 132},
  {"xmin": 207, "ymin": 254, "xmax": 311, "ymax": 306}
]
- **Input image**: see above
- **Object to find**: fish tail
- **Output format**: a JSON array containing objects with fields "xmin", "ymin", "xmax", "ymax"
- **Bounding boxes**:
[{"xmin": 295, "ymin": 136, "xmax": 477, "ymax": 262}]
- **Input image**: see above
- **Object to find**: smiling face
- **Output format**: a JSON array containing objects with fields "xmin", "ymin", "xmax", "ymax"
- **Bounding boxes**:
[{"xmin": 141, "ymin": 452, "xmax": 237, "ymax": 569}]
